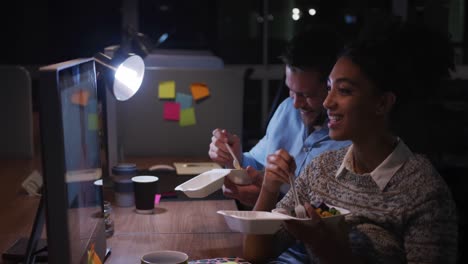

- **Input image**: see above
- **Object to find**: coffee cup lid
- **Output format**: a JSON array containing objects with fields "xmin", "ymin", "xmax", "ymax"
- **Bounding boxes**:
[{"xmin": 112, "ymin": 163, "xmax": 137, "ymax": 175}]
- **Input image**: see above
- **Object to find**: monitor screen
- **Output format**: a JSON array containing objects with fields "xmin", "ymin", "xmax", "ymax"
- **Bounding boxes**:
[{"xmin": 38, "ymin": 58, "xmax": 106, "ymax": 264}]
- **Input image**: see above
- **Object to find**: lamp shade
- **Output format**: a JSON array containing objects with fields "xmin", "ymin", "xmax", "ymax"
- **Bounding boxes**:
[{"xmin": 94, "ymin": 52, "xmax": 145, "ymax": 101}]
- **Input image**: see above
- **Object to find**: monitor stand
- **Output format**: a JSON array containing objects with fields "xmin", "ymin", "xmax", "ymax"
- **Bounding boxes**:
[
  {"xmin": 2, "ymin": 195, "xmax": 46, "ymax": 264},
  {"xmin": 2, "ymin": 194, "xmax": 111, "ymax": 264},
  {"xmin": 1, "ymin": 237, "xmax": 48, "ymax": 263},
  {"xmin": 2, "ymin": 239, "xmax": 112, "ymax": 264}
]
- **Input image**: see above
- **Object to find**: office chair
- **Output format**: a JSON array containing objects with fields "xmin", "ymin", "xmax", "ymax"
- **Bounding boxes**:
[{"xmin": 0, "ymin": 65, "xmax": 34, "ymax": 158}]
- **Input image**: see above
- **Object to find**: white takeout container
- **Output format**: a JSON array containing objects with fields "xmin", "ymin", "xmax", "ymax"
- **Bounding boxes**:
[
  {"xmin": 219, "ymin": 204, "xmax": 351, "ymax": 234},
  {"xmin": 174, "ymin": 169, "xmax": 230, "ymax": 198},
  {"xmin": 217, "ymin": 210, "xmax": 308, "ymax": 234},
  {"xmin": 319, "ymin": 205, "xmax": 350, "ymax": 225},
  {"xmin": 273, "ymin": 204, "xmax": 351, "ymax": 225},
  {"xmin": 226, "ymin": 169, "xmax": 251, "ymax": 185}
]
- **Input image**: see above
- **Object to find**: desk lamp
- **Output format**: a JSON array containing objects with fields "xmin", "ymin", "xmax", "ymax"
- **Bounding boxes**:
[
  {"xmin": 94, "ymin": 51, "xmax": 145, "ymax": 101},
  {"xmin": 94, "ymin": 51, "xmax": 145, "ymax": 182},
  {"xmin": 97, "ymin": 28, "xmax": 152, "ymax": 180}
]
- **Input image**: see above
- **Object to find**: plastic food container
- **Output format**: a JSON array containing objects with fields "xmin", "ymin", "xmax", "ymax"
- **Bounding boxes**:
[
  {"xmin": 174, "ymin": 169, "xmax": 230, "ymax": 198},
  {"xmin": 217, "ymin": 210, "xmax": 307, "ymax": 234},
  {"xmin": 226, "ymin": 169, "xmax": 251, "ymax": 185},
  {"xmin": 219, "ymin": 204, "xmax": 351, "ymax": 234},
  {"xmin": 272, "ymin": 203, "xmax": 351, "ymax": 225}
]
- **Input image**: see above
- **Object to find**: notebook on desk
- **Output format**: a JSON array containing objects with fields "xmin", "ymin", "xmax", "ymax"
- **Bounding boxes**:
[{"xmin": 173, "ymin": 162, "xmax": 222, "ymax": 175}]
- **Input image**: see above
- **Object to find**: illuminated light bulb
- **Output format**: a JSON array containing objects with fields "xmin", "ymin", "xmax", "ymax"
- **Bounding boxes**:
[{"xmin": 114, "ymin": 65, "xmax": 142, "ymax": 99}]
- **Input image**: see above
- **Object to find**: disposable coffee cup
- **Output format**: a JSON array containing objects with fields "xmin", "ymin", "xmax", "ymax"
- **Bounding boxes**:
[
  {"xmin": 93, "ymin": 179, "xmax": 103, "ymax": 188},
  {"xmin": 141, "ymin": 250, "xmax": 188, "ymax": 264},
  {"xmin": 93, "ymin": 179, "xmax": 103, "ymax": 204},
  {"xmin": 132, "ymin": 175, "xmax": 159, "ymax": 214}
]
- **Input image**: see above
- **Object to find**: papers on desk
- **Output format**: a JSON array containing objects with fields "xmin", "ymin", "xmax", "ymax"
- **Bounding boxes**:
[{"xmin": 173, "ymin": 162, "xmax": 222, "ymax": 175}]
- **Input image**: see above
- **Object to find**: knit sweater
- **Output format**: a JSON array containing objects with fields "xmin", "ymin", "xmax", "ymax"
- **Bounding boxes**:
[{"xmin": 276, "ymin": 146, "xmax": 458, "ymax": 264}]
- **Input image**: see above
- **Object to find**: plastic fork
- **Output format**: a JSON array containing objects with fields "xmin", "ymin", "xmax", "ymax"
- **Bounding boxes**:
[
  {"xmin": 289, "ymin": 173, "xmax": 307, "ymax": 218},
  {"xmin": 224, "ymin": 143, "xmax": 242, "ymax": 169}
]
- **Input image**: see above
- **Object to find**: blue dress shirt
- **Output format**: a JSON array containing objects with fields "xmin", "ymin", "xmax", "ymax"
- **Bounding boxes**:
[{"xmin": 242, "ymin": 97, "xmax": 350, "ymax": 177}]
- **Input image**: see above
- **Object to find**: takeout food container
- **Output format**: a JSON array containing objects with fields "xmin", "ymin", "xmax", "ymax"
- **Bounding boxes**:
[
  {"xmin": 273, "ymin": 203, "xmax": 350, "ymax": 225},
  {"xmin": 314, "ymin": 204, "xmax": 350, "ymax": 225},
  {"xmin": 217, "ymin": 210, "xmax": 308, "ymax": 234},
  {"xmin": 226, "ymin": 169, "xmax": 252, "ymax": 185},
  {"xmin": 174, "ymin": 169, "xmax": 230, "ymax": 198},
  {"xmin": 218, "ymin": 204, "xmax": 350, "ymax": 235}
]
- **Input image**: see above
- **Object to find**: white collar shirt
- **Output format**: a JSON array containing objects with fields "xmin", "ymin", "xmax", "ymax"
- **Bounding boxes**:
[{"xmin": 335, "ymin": 138, "xmax": 413, "ymax": 191}]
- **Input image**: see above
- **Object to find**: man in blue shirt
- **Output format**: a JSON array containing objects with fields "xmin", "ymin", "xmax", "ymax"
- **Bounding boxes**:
[
  {"xmin": 209, "ymin": 26, "xmax": 351, "ymax": 264},
  {"xmin": 209, "ymin": 26, "xmax": 350, "ymax": 207}
]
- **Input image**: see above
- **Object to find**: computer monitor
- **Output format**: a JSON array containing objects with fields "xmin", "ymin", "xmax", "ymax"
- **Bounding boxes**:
[{"xmin": 38, "ymin": 58, "xmax": 106, "ymax": 263}]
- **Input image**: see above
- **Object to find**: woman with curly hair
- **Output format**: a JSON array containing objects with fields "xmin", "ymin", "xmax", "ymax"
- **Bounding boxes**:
[{"xmin": 244, "ymin": 18, "xmax": 458, "ymax": 264}]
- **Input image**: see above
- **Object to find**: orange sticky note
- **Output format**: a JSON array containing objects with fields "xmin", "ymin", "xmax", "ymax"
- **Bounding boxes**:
[
  {"xmin": 71, "ymin": 89, "xmax": 90, "ymax": 106},
  {"xmin": 87, "ymin": 243, "xmax": 102, "ymax": 264},
  {"xmin": 190, "ymin": 83, "xmax": 210, "ymax": 101}
]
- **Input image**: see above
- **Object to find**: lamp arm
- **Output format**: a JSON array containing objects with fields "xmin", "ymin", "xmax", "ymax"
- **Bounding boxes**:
[{"xmin": 94, "ymin": 53, "xmax": 118, "ymax": 72}]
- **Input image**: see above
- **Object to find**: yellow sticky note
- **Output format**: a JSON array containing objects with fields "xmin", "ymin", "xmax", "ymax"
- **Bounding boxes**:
[
  {"xmin": 158, "ymin": 81, "xmax": 176, "ymax": 99},
  {"xmin": 179, "ymin": 108, "xmax": 196, "ymax": 127},
  {"xmin": 190, "ymin": 83, "xmax": 210, "ymax": 101},
  {"xmin": 88, "ymin": 113, "xmax": 99, "ymax": 131}
]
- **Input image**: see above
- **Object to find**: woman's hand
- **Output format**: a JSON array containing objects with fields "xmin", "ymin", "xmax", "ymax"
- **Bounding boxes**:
[
  {"xmin": 263, "ymin": 149, "xmax": 296, "ymax": 194},
  {"xmin": 284, "ymin": 202, "xmax": 352, "ymax": 262},
  {"xmin": 283, "ymin": 203, "xmax": 324, "ymax": 244}
]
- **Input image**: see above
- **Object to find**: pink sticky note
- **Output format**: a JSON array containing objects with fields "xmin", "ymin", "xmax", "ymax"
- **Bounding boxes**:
[
  {"xmin": 163, "ymin": 102, "xmax": 180, "ymax": 121},
  {"xmin": 154, "ymin": 194, "xmax": 161, "ymax": 205}
]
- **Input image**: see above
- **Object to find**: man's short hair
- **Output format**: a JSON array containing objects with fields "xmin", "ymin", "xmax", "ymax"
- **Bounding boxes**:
[{"xmin": 279, "ymin": 25, "xmax": 343, "ymax": 82}]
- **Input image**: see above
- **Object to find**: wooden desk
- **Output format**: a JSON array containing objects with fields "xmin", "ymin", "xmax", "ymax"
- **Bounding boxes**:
[
  {"xmin": 0, "ymin": 157, "xmax": 244, "ymax": 263},
  {"xmin": 107, "ymin": 200, "xmax": 242, "ymax": 263}
]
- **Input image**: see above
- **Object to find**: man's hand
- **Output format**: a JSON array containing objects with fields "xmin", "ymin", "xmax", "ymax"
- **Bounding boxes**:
[
  {"xmin": 222, "ymin": 166, "xmax": 262, "ymax": 207},
  {"xmin": 208, "ymin": 128, "xmax": 242, "ymax": 168}
]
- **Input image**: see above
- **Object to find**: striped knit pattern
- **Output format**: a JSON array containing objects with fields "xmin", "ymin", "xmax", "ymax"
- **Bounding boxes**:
[{"xmin": 276, "ymin": 146, "xmax": 458, "ymax": 264}]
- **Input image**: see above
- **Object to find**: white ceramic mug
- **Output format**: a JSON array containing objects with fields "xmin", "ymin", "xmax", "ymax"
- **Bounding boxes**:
[{"xmin": 141, "ymin": 250, "xmax": 188, "ymax": 264}]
